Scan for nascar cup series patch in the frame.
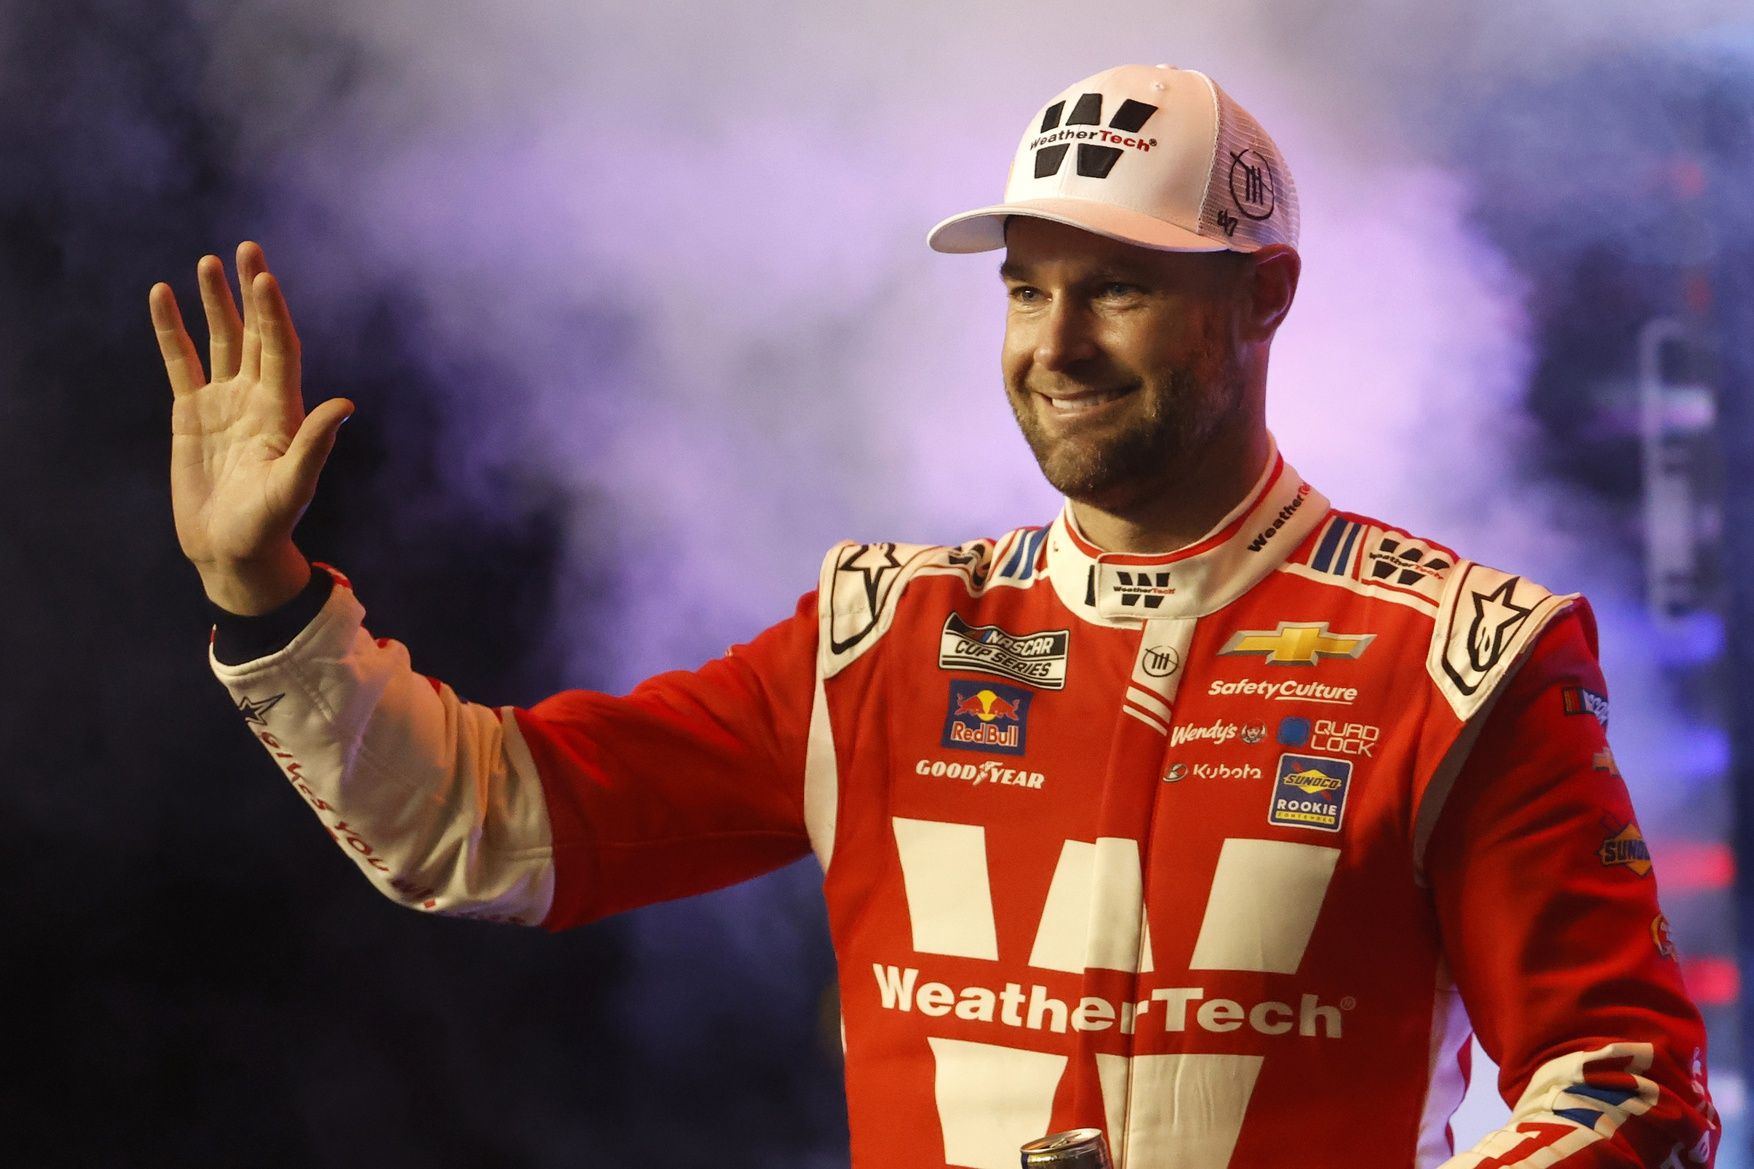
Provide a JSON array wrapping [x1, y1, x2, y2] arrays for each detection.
[[1268, 753, 1353, 833], [942, 681, 1033, 756]]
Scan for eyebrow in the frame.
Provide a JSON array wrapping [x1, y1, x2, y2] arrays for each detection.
[[997, 260, 1155, 284]]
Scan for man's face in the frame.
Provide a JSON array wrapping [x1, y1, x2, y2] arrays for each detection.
[[1000, 217, 1250, 514]]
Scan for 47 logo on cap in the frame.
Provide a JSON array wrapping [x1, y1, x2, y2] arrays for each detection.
[[942, 681, 1033, 756]]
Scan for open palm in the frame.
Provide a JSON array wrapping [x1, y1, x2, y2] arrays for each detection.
[[150, 242, 352, 612]]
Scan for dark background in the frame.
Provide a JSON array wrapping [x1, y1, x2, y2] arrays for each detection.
[[3, 1, 1750, 1165]]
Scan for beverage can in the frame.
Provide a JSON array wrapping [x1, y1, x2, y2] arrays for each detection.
[[1020, 1128, 1114, 1168]]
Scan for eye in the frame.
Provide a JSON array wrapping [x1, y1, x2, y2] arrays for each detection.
[[1097, 281, 1142, 299], [1007, 285, 1044, 304]]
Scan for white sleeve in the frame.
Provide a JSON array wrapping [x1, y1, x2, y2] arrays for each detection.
[[210, 574, 556, 925]]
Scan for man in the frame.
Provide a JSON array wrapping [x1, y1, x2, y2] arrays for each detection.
[[151, 64, 1715, 1168]]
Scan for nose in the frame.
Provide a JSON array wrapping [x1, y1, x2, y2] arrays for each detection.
[[1031, 299, 1097, 371]]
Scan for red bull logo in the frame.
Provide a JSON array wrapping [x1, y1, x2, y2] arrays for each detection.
[[955, 690, 1021, 721], [942, 681, 1032, 756]]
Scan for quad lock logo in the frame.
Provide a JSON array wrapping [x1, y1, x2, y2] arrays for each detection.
[[1276, 716, 1381, 758], [1031, 92, 1159, 180], [942, 681, 1033, 756]]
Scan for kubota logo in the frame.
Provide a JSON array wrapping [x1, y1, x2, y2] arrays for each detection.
[[1031, 92, 1159, 179]]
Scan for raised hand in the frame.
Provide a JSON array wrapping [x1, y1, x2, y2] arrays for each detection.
[[150, 242, 353, 614]]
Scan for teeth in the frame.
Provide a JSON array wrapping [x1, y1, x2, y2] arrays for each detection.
[[1046, 388, 1128, 413]]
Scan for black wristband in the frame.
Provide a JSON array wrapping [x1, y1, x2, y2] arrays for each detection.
[[210, 566, 336, 666]]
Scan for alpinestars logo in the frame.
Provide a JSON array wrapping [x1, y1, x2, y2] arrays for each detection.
[[236, 693, 285, 725], [1032, 93, 1159, 179]]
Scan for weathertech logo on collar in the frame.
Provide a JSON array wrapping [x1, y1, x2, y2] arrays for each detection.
[[1031, 93, 1159, 179], [1219, 622, 1374, 666], [1112, 570, 1173, 609], [1247, 484, 1312, 552], [939, 614, 1069, 690]]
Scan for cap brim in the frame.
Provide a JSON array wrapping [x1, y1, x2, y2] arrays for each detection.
[[927, 198, 1229, 254]]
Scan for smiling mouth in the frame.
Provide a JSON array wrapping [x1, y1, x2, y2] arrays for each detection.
[[1041, 385, 1136, 414]]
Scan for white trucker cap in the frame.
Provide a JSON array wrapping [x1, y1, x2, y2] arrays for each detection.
[[927, 64, 1299, 254]]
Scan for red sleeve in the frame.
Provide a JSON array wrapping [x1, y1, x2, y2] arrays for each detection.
[[1426, 608, 1718, 1167], [521, 592, 818, 929]]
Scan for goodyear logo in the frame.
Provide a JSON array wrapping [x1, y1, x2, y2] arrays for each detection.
[[942, 681, 1033, 756], [1269, 753, 1353, 833], [1599, 820, 1653, 877], [1219, 622, 1374, 666]]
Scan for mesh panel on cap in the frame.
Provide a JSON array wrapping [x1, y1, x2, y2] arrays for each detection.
[[1198, 82, 1299, 251]]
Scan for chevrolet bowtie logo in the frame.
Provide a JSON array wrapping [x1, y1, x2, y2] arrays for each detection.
[[1218, 622, 1375, 666]]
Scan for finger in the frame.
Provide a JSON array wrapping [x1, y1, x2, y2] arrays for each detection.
[[254, 272, 302, 406], [148, 282, 207, 396], [237, 241, 266, 381], [275, 397, 354, 513], [197, 254, 245, 380]]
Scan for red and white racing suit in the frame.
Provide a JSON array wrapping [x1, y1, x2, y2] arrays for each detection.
[[211, 449, 1716, 1168]]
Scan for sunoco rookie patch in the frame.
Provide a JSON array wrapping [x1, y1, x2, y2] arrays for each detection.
[[1268, 753, 1352, 832]]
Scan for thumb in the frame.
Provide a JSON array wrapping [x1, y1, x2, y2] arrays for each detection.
[[279, 396, 355, 508]]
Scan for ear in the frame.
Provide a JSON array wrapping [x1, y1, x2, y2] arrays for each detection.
[[1242, 244, 1301, 339]]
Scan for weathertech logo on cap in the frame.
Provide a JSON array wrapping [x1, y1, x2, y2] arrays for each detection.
[[1030, 92, 1159, 179], [927, 64, 1300, 255]]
